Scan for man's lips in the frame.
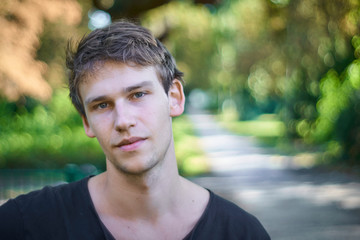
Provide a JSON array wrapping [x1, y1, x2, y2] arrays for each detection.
[[115, 137, 146, 151]]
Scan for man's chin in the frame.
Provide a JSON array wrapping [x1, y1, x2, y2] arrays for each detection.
[[111, 160, 159, 177]]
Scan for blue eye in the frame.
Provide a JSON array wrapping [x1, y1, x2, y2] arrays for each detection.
[[133, 92, 145, 98], [98, 103, 108, 109]]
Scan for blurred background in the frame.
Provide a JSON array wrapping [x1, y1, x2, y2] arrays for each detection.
[[1, 0, 360, 238]]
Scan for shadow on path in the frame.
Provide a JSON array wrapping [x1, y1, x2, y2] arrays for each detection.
[[187, 113, 360, 240]]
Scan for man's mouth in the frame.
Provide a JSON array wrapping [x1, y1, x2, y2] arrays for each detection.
[[116, 137, 146, 151]]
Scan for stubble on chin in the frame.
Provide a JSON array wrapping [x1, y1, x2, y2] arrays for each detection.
[[108, 151, 162, 178]]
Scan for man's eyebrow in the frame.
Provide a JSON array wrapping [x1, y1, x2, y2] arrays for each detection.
[[125, 81, 154, 92], [84, 96, 108, 106]]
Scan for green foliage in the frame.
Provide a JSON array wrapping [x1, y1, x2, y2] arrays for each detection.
[[0, 90, 104, 169], [173, 115, 209, 176], [219, 114, 285, 138], [309, 59, 360, 163], [219, 113, 286, 149]]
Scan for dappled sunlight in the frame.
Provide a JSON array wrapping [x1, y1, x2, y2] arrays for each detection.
[[190, 113, 318, 173], [239, 182, 360, 210], [207, 153, 274, 172], [270, 153, 318, 169]]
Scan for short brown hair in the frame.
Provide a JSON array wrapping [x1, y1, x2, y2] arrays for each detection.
[[66, 20, 184, 116]]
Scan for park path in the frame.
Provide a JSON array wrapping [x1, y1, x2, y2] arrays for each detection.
[[187, 113, 360, 240]]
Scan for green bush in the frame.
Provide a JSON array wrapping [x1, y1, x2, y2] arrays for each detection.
[[173, 115, 209, 176], [0, 89, 104, 169]]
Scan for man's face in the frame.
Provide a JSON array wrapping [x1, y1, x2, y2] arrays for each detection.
[[79, 61, 184, 175]]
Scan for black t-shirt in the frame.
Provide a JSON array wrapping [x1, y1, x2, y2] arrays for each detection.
[[0, 177, 270, 239]]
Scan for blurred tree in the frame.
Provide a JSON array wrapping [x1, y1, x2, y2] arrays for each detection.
[[273, 0, 359, 139], [0, 0, 83, 102]]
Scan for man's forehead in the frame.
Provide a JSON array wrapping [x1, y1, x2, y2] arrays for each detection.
[[79, 62, 161, 96], [80, 61, 158, 85]]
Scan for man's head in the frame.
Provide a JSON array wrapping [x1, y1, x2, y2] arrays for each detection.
[[66, 20, 184, 116]]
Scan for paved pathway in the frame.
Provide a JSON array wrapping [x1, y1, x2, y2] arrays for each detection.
[[188, 113, 360, 240]]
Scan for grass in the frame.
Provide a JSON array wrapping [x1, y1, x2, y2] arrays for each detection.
[[218, 114, 285, 140]]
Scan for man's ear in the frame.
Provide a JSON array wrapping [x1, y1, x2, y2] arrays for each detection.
[[81, 115, 96, 138], [169, 79, 185, 117]]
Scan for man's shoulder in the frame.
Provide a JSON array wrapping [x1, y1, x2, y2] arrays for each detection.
[[0, 177, 104, 239], [210, 191, 257, 221], [189, 190, 270, 240], [12, 177, 87, 212]]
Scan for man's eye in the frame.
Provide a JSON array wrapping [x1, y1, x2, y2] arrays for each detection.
[[133, 92, 146, 99], [97, 103, 108, 109]]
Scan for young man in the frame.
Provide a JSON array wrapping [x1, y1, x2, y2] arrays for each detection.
[[0, 20, 270, 239]]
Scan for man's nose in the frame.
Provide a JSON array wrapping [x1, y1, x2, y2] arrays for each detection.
[[114, 103, 136, 131]]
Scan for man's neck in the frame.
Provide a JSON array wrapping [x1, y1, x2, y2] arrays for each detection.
[[88, 157, 209, 240], [89, 155, 184, 220]]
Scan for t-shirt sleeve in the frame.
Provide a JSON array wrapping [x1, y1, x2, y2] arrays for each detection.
[[0, 199, 24, 239]]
